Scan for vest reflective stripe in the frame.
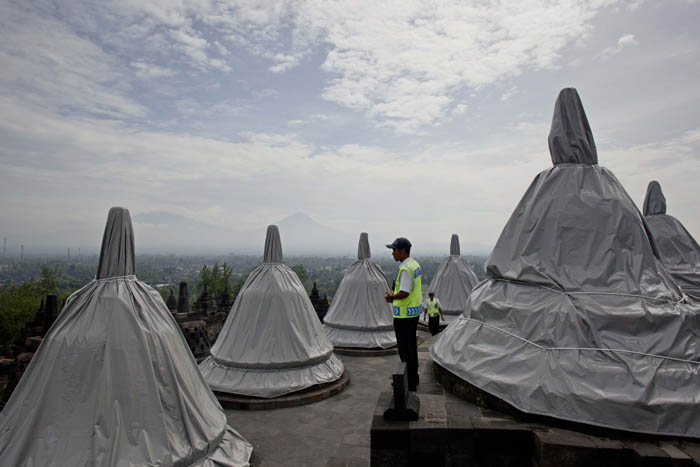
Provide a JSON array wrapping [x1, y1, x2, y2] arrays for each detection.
[[427, 298, 439, 317], [393, 259, 422, 318]]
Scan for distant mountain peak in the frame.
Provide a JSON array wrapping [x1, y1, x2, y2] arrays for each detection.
[[278, 211, 320, 226]]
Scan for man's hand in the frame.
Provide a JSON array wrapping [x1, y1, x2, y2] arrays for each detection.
[[384, 290, 393, 302], [441, 315, 445, 321]]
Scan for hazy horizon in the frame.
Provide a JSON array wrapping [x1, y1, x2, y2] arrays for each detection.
[[0, 211, 494, 257]]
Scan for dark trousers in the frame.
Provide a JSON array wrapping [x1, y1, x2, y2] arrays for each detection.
[[428, 316, 440, 335], [393, 316, 419, 389]]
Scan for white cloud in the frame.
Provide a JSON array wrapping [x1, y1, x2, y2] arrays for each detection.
[[2, 92, 699, 251], [0, 97, 543, 248], [131, 61, 176, 78], [602, 126, 700, 237], [4, 0, 630, 133], [266, 52, 303, 73], [0, 3, 147, 119], [289, 0, 628, 132], [286, 113, 330, 127], [452, 104, 468, 116], [501, 87, 520, 102], [597, 33, 638, 59], [252, 88, 280, 99], [680, 128, 700, 144], [176, 98, 248, 119]]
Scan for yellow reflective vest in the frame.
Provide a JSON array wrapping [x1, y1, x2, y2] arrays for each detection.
[[393, 258, 422, 318], [426, 298, 440, 317]]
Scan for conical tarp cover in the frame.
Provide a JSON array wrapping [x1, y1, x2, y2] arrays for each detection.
[[644, 181, 700, 299], [199, 225, 344, 398], [420, 234, 479, 326], [431, 88, 700, 437], [0, 208, 252, 466], [322, 233, 396, 348]]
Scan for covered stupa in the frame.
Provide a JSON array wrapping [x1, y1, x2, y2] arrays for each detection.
[[199, 225, 344, 398], [643, 181, 700, 299], [322, 233, 396, 349], [431, 88, 700, 437], [0, 208, 252, 466], [420, 234, 479, 326]]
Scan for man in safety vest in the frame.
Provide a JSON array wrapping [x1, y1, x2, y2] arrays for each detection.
[[384, 237, 422, 391], [422, 292, 444, 336]]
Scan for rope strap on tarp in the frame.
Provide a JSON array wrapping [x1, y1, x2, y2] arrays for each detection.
[[493, 277, 687, 305], [464, 317, 700, 366], [212, 349, 334, 370], [94, 275, 137, 283]]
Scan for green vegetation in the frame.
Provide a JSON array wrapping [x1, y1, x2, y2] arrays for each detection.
[[292, 264, 311, 291], [191, 262, 249, 305], [0, 267, 73, 352], [196, 263, 233, 297], [0, 282, 42, 352]]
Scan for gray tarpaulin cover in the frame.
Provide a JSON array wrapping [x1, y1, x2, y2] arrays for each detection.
[[199, 225, 344, 398], [0, 208, 253, 466], [420, 234, 479, 326], [644, 181, 700, 299], [431, 88, 700, 437], [322, 233, 396, 348]]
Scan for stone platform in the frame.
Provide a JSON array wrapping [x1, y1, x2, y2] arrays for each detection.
[[334, 337, 423, 357], [225, 330, 431, 466], [371, 345, 700, 466], [216, 371, 350, 410]]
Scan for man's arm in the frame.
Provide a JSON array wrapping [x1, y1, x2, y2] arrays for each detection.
[[437, 299, 445, 321], [384, 269, 412, 302], [385, 290, 409, 302]]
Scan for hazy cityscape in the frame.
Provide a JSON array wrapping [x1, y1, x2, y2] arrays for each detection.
[[0, 246, 486, 346]]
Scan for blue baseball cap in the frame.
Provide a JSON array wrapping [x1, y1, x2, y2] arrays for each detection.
[[386, 237, 412, 250]]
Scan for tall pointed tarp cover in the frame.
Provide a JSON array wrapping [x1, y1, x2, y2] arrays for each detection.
[[322, 233, 396, 348], [431, 88, 700, 437], [643, 181, 700, 299], [420, 234, 479, 326], [0, 208, 252, 466], [199, 225, 344, 398]]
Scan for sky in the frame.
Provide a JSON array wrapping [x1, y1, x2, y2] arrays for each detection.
[[1, 0, 699, 256]]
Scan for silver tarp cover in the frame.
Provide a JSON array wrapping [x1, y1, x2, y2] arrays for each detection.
[[644, 181, 700, 299], [431, 88, 700, 438], [420, 234, 479, 326], [322, 233, 396, 348], [199, 225, 344, 398], [0, 208, 252, 467]]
